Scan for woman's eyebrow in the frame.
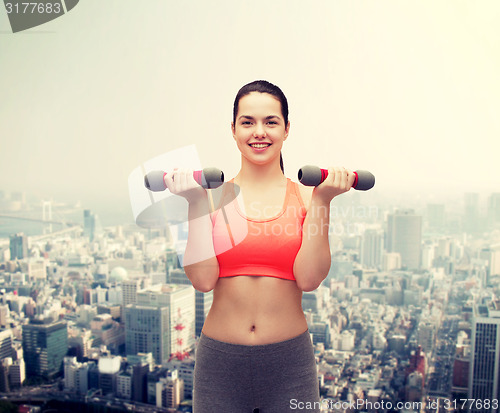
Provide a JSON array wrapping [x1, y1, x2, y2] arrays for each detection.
[[238, 115, 281, 120]]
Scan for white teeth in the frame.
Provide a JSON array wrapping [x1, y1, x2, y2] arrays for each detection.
[[250, 143, 270, 148]]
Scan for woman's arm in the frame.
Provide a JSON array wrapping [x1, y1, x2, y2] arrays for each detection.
[[164, 170, 219, 292], [293, 167, 355, 292]]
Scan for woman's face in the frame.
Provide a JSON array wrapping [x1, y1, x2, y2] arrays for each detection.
[[232, 92, 289, 167]]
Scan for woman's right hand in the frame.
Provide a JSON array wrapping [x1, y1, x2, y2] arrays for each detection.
[[163, 168, 206, 203]]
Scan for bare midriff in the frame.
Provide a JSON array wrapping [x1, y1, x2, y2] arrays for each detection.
[[202, 275, 308, 345]]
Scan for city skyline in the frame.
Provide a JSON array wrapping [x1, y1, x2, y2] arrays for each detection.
[[0, 170, 499, 410]]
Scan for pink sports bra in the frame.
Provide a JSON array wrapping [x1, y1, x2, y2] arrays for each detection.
[[211, 178, 307, 281]]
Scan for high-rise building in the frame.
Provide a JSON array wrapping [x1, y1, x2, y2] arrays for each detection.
[[163, 268, 210, 338], [117, 367, 133, 400], [487, 193, 500, 226], [406, 346, 426, 387], [150, 272, 167, 285], [309, 323, 331, 347], [97, 304, 121, 320], [22, 319, 68, 379], [361, 228, 384, 269], [20, 260, 46, 282], [0, 305, 9, 328], [165, 249, 180, 274], [166, 358, 194, 399], [147, 367, 168, 404], [88, 362, 99, 390], [0, 358, 11, 392], [132, 361, 150, 403], [195, 290, 213, 337], [127, 354, 154, 403], [124, 304, 170, 365], [479, 245, 500, 280], [421, 241, 435, 270], [64, 357, 89, 394], [90, 314, 124, 354], [453, 356, 470, 389], [98, 356, 121, 396], [426, 204, 445, 231], [156, 369, 184, 409], [168, 268, 190, 285], [0, 329, 13, 361], [302, 291, 321, 313], [122, 279, 141, 307], [405, 371, 424, 403], [464, 193, 481, 234], [8, 358, 24, 389], [137, 284, 196, 357], [386, 209, 422, 270], [9, 233, 28, 260], [382, 252, 401, 271], [469, 299, 500, 412], [83, 209, 102, 242], [326, 257, 353, 281]]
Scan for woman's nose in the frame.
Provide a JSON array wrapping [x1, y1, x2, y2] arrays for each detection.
[[253, 123, 266, 137]]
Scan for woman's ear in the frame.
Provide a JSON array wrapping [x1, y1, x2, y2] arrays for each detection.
[[231, 122, 236, 140], [283, 121, 290, 141]]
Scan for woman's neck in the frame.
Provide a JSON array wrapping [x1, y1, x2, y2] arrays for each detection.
[[235, 157, 286, 189]]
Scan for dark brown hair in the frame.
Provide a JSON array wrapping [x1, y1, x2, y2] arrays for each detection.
[[233, 80, 288, 173]]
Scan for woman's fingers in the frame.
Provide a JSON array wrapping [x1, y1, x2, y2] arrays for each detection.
[[347, 169, 356, 188], [314, 166, 354, 203], [327, 166, 351, 191], [164, 168, 194, 193], [163, 168, 206, 202], [163, 169, 175, 191]]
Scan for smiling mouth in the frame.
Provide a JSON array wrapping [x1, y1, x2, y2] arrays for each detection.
[[249, 143, 271, 148]]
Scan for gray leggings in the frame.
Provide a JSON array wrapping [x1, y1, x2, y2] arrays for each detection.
[[193, 330, 321, 413]]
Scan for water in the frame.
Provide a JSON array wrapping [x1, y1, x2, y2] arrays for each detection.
[[0, 218, 48, 237], [0, 206, 136, 240]]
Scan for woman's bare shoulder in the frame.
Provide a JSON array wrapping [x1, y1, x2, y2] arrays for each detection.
[[296, 181, 314, 212]]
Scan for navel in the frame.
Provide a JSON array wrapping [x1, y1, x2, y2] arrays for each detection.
[[250, 325, 256, 332]]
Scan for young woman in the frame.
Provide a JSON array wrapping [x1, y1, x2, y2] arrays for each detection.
[[164, 80, 355, 413]]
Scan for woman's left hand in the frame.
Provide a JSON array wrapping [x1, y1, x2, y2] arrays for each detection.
[[312, 166, 356, 204]]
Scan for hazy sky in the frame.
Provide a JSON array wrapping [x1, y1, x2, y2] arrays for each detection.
[[1, 1, 499, 223]]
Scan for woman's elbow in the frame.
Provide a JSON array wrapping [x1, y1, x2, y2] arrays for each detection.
[[193, 278, 217, 293], [185, 268, 218, 292], [295, 275, 324, 292], [294, 261, 329, 292], [183, 258, 219, 292]]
